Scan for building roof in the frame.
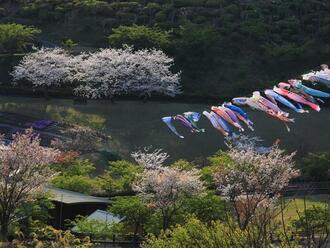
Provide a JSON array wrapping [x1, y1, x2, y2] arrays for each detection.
[[86, 209, 123, 223], [71, 209, 124, 232], [46, 187, 111, 205]]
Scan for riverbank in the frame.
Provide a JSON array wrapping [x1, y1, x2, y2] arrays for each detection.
[[1, 84, 330, 107], [0, 85, 241, 105]]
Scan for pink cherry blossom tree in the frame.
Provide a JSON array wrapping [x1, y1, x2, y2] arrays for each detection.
[[0, 129, 60, 240]]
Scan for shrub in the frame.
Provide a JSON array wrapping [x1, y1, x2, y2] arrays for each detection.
[[108, 25, 171, 49], [0, 23, 41, 53], [299, 152, 330, 181]]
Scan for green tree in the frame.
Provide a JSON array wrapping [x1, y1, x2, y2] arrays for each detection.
[[142, 217, 249, 248], [61, 38, 78, 51], [51, 159, 95, 177], [51, 159, 100, 194], [15, 193, 54, 238], [182, 191, 226, 223], [199, 151, 232, 189], [52, 175, 99, 194], [108, 25, 171, 49], [13, 225, 93, 247], [0, 23, 41, 53], [174, 23, 220, 56], [300, 152, 330, 181], [170, 159, 194, 171], [71, 215, 124, 240], [292, 205, 330, 248], [141, 192, 226, 235], [98, 160, 143, 196], [200, 165, 218, 189], [143, 216, 298, 248], [110, 196, 151, 239]]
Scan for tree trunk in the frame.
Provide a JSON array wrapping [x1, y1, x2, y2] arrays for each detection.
[[133, 223, 140, 242], [43, 87, 50, 100], [142, 94, 148, 103], [162, 215, 168, 230], [110, 96, 115, 103], [73, 96, 87, 105], [162, 209, 170, 230], [0, 221, 9, 242]]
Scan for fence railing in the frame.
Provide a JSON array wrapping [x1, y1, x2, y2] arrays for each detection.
[[92, 240, 141, 248], [284, 182, 330, 196]]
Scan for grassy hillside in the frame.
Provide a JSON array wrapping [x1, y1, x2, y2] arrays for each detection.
[[1, 0, 330, 98]]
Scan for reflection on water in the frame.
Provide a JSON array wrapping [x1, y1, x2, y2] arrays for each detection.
[[0, 96, 329, 162]]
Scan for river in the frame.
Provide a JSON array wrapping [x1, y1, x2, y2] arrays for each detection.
[[0, 96, 329, 164]]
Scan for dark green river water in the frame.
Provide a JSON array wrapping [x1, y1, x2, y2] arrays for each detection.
[[0, 96, 329, 163]]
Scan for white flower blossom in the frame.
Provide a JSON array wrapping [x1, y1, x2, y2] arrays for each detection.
[[131, 147, 169, 169], [11, 47, 74, 88], [0, 129, 60, 236], [213, 145, 299, 228], [133, 151, 204, 229], [73, 46, 182, 99], [214, 146, 298, 199], [134, 167, 204, 209], [11, 46, 182, 98]]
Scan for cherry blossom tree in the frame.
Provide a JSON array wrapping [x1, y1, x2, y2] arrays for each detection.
[[73, 46, 181, 99], [11, 46, 181, 99], [224, 134, 279, 154], [133, 150, 204, 230], [11, 47, 75, 97], [213, 146, 299, 230], [131, 147, 169, 169], [0, 129, 60, 241]]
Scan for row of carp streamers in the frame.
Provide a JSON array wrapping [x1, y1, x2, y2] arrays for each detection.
[[162, 64, 330, 141]]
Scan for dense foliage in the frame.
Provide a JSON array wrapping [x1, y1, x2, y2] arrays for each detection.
[[108, 25, 171, 49], [293, 205, 330, 248], [0, 23, 40, 53], [1, 0, 330, 97], [299, 152, 330, 182], [51, 159, 100, 194], [99, 160, 143, 196], [71, 215, 124, 240], [15, 194, 54, 239], [13, 225, 93, 247], [109, 196, 151, 238]]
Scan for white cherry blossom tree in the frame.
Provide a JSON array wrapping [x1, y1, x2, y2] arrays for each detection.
[[73, 46, 182, 99], [11, 46, 181, 99], [213, 146, 299, 230], [131, 147, 169, 169], [133, 149, 204, 230], [11, 47, 75, 96]]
